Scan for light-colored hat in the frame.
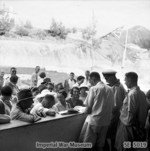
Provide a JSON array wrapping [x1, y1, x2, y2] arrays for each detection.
[[36, 89, 51, 98], [79, 83, 89, 90]]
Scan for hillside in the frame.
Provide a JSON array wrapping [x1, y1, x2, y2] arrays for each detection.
[[0, 25, 150, 90], [120, 26, 150, 50]]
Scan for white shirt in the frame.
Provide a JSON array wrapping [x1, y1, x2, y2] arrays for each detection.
[[84, 81, 114, 126], [68, 79, 76, 89]]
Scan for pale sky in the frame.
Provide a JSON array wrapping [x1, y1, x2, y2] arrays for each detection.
[[2, 0, 150, 36]]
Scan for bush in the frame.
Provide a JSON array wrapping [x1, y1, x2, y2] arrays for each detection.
[[15, 25, 30, 36], [0, 12, 15, 34], [49, 18, 68, 39], [29, 29, 47, 40], [82, 26, 96, 41]]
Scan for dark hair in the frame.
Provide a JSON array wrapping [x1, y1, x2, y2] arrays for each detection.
[[31, 87, 39, 93], [70, 72, 74, 75], [90, 72, 101, 81], [125, 72, 138, 84], [58, 89, 67, 98], [39, 72, 46, 78], [0, 101, 5, 114], [38, 84, 47, 93], [10, 67, 16, 71], [17, 89, 32, 102], [56, 83, 64, 90], [70, 87, 80, 95], [43, 78, 51, 83], [77, 76, 85, 81], [85, 70, 90, 74], [10, 75, 18, 83], [1, 86, 13, 96], [42, 94, 55, 108]]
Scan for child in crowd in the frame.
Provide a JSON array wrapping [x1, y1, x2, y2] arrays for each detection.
[[53, 89, 69, 112], [0, 101, 11, 124], [30, 94, 56, 117], [10, 89, 41, 123]]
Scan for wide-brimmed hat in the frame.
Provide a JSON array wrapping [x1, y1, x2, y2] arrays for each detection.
[[17, 89, 33, 102], [79, 83, 89, 90], [36, 89, 51, 98]]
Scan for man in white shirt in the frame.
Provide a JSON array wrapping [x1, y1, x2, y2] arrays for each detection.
[[31, 66, 40, 87], [79, 72, 114, 151], [64, 72, 76, 94], [4, 67, 22, 89]]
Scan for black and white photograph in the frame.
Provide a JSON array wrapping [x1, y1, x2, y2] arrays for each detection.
[[0, 0, 150, 151]]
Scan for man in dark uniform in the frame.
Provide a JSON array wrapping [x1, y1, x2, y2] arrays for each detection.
[[102, 70, 126, 151]]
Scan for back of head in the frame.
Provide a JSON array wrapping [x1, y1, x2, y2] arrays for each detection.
[[39, 72, 46, 79], [42, 94, 55, 108], [77, 76, 85, 81], [31, 87, 39, 93], [1, 86, 13, 97], [125, 72, 138, 84], [10, 75, 18, 84], [90, 72, 101, 81], [17, 89, 33, 103], [43, 78, 51, 83]]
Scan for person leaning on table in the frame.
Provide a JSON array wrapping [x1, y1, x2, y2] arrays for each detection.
[[10, 89, 41, 123]]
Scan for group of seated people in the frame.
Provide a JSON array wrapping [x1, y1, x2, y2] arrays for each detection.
[[0, 69, 90, 124]]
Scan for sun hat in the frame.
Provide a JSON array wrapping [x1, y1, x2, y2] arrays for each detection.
[[79, 83, 89, 90], [36, 89, 51, 98], [17, 89, 33, 102]]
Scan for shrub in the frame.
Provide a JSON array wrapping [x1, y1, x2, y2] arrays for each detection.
[[15, 25, 30, 36], [29, 29, 47, 40], [49, 18, 68, 39], [0, 12, 15, 34]]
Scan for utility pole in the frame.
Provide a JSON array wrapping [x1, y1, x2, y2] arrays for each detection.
[[121, 27, 128, 69], [90, 10, 96, 71]]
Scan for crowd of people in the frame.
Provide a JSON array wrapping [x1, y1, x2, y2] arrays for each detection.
[[0, 66, 150, 151]]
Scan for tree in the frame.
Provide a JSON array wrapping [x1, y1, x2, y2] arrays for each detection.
[[24, 20, 33, 29], [0, 7, 15, 34], [49, 18, 68, 39]]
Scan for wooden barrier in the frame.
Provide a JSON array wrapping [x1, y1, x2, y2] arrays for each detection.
[[0, 113, 87, 151]]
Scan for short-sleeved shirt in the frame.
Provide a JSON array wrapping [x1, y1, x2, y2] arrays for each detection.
[[120, 86, 148, 127], [53, 102, 70, 112], [84, 81, 114, 126]]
